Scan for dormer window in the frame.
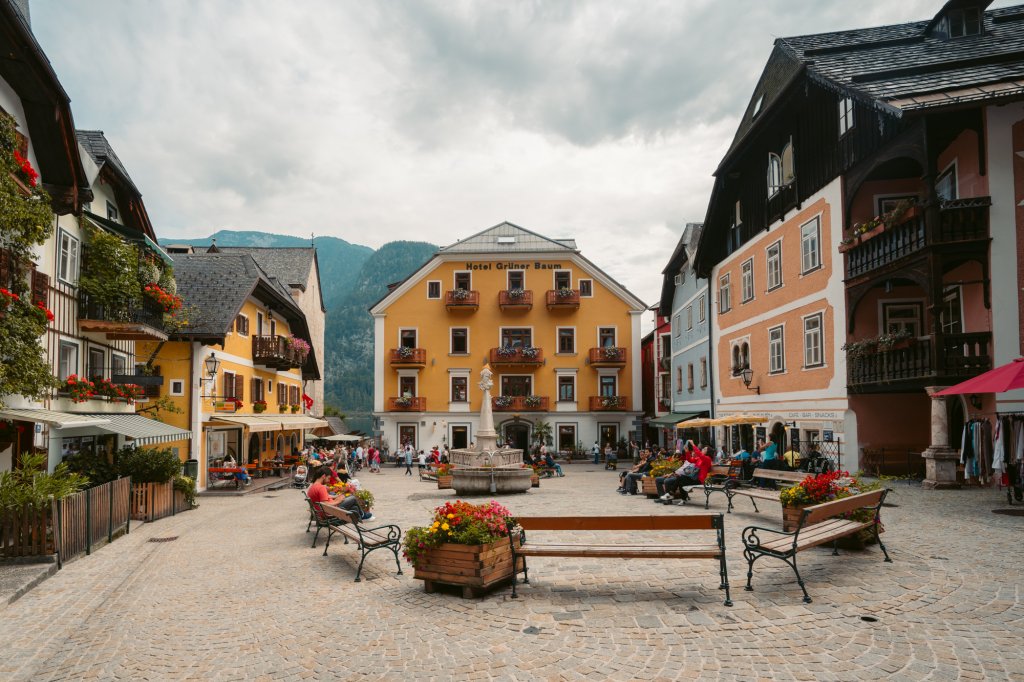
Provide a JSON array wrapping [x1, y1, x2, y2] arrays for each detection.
[[752, 94, 765, 118], [106, 201, 119, 222], [948, 6, 981, 37], [767, 153, 783, 197]]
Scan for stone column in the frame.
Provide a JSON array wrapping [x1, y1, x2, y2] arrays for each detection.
[[475, 365, 498, 453], [921, 386, 961, 489]]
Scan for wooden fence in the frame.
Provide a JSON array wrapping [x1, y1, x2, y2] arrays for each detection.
[[55, 477, 132, 567], [0, 502, 55, 558], [130, 480, 187, 522]]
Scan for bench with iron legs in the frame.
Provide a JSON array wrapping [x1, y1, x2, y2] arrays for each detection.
[[726, 469, 817, 512], [741, 488, 892, 603], [697, 464, 748, 509], [307, 499, 404, 582], [508, 514, 732, 606]]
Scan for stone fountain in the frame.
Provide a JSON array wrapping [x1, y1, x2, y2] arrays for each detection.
[[450, 365, 533, 495]]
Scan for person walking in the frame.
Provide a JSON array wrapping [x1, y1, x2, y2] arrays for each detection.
[[592, 441, 601, 464], [404, 444, 414, 476]]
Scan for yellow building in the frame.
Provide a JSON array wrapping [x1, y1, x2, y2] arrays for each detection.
[[370, 223, 646, 453], [138, 249, 323, 489]]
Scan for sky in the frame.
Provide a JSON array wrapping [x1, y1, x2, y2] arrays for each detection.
[[29, 0, 1017, 314]]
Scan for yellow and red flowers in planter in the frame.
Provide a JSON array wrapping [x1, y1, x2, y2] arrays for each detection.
[[402, 500, 516, 568]]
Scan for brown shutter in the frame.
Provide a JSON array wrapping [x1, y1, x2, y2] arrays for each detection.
[[31, 270, 49, 307], [235, 315, 242, 333], [251, 377, 259, 402], [223, 372, 233, 399], [244, 317, 250, 335], [235, 374, 245, 402]]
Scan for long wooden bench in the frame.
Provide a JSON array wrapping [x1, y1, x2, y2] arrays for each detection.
[[726, 469, 815, 513], [309, 500, 404, 582], [697, 463, 747, 509], [508, 514, 733, 605], [741, 489, 891, 603]]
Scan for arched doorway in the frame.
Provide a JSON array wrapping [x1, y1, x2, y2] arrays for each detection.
[[947, 396, 965, 455], [248, 434, 260, 464], [770, 421, 787, 452], [276, 434, 286, 458], [503, 422, 530, 451]]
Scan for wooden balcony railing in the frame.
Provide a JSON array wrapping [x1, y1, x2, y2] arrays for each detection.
[[77, 293, 168, 341], [847, 332, 992, 391], [445, 290, 480, 311], [545, 289, 580, 309], [491, 395, 549, 412], [489, 347, 544, 366], [589, 347, 627, 366], [845, 198, 990, 279], [589, 395, 628, 411], [389, 348, 427, 366], [498, 289, 533, 310], [387, 396, 426, 411], [253, 335, 291, 369]]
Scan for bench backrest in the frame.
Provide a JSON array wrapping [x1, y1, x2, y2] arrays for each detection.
[[802, 489, 887, 526], [318, 501, 359, 525], [708, 465, 734, 477], [758, 470, 811, 484], [517, 514, 722, 532]]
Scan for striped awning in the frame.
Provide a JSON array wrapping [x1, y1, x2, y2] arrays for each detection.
[[61, 414, 192, 445], [276, 415, 329, 431], [210, 415, 282, 432], [0, 408, 110, 428]]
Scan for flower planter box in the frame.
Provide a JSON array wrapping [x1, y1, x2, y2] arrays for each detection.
[[531, 473, 540, 488], [837, 237, 859, 254], [640, 476, 659, 498], [437, 475, 453, 489], [413, 538, 523, 598], [782, 504, 810, 532]]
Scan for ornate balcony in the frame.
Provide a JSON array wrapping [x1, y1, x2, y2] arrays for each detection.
[[389, 347, 426, 367], [491, 395, 549, 412], [498, 289, 533, 311], [489, 347, 544, 367], [844, 198, 990, 281], [589, 395, 628, 411], [847, 332, 992, 393], [589, 347, 627, 367], [77, 293, 168, 342], [252, 335, 293, 369], [545, 289, 580, 310], [445, 290, 480, 311], [387, 396, 426, 411]]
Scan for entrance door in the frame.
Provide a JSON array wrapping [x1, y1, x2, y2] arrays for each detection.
[[451, 426, 469, 449], [599, 424, 618, 450], [399, 424, 417, 449], [504, 423, 530, 451], [248, 434, 261, 463]]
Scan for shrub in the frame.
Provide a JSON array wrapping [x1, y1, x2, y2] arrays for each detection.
[[0, 452, 88, 509], [116, 445, 181, 484], [173, 476, 197, 508]]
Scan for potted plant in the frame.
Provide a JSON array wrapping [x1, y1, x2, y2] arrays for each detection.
[[778, 470, 883, 534], [600, 395, 621, 409], [62, 374, 96, 403], [404, 500, 520, 597], [452, 288, 471, 301], [507, 287, 526, 299], [496, 345, 517, 358], [290, 404, 300, 413], [397, 345, 415, 359], [394, 396, 413, 408], [278, 402, 288, 412], [556, 287, 575, 298], [493, 395, 514, 408], [436, 463, 454, 489], [519, 346, 540, 359], [602, 346, 622, 360], [523, 395, 543, 408], [253, 399, 267, 413]]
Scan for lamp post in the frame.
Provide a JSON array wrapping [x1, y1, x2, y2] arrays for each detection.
[[740, 367, 760, 395], [201, 352, 221, 399]]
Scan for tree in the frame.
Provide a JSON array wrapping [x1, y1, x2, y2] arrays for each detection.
[[533, 420, 553, 446]]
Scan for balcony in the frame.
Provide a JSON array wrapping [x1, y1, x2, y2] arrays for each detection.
[[389, 347, 426, 368], [589, 347, 627, 367], [252, 335, 299, 370], [545, 289, 580, 310], [489, 347, 544, 368], [78, 293, 167, 342], [844, 198, 990, 280], [589, 395, 628, 411], [445, 290, 480, 311], [492, 395, 549, 412], [498, 289, 533, 311], [847, 332, 992, 393], [388, 396, 426, 411]]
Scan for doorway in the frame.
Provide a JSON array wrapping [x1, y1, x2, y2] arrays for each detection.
[[599, 424, 619, 450], [770, 422, 787, 452], [504, 423, 530, 451], [399, 424, 417, 449], [248, 434, 261, 463], [450, 425, 469, 449]]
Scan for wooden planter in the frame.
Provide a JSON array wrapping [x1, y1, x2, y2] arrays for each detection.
[[413, 537, 523, 598], [531, 474, 540, 488], [835, 524, 884, 550], [782, 504, 809, 532], [437, 475, 453, 489], [641, 476, 659, 498]]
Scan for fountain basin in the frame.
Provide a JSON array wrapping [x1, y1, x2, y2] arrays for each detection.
[[452, 468, 532, 495]]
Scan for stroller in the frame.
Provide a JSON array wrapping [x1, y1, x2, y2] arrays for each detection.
[[292, 464, 309, 489]]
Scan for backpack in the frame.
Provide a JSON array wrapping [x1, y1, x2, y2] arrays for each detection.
[[680, 461, 699, 479]]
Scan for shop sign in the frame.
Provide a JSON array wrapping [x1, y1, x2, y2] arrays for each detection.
[[463, 261, 565, 271]]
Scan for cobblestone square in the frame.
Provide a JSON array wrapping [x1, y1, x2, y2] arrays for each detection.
[[1, 467, 1021, 681]]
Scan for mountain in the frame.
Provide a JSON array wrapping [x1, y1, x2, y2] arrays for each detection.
[[159, 230, 436, 433]]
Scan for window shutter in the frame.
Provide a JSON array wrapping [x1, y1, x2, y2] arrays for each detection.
[[278, 383, 285, 404], [290, 386, 298, 405], [31, 270, 49, 307], [235, 315, 242, 333], [251, 377, 260, 401], [235, 374, 244, 402], [243, 317, 249, 335]]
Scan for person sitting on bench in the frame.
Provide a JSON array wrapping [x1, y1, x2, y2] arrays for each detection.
[[659, 446, 713, 503], [543, 450, 564, 477], [224, 454, 251, 486], [306, 466, 373, 522], [618, 451, 654, 495]]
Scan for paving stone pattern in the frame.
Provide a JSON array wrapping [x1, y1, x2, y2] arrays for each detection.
[[0, 467, 1021, 681]]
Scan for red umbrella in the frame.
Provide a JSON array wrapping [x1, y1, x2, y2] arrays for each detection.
[[934, 358, 1024, 395]]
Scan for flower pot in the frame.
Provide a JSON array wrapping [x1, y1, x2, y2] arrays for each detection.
[[782, 504, 810, 532], [531, 474, 540, 488], [437, 475, 453, 489], [640, 476, 659, 498], [413, 538, 523, 598]]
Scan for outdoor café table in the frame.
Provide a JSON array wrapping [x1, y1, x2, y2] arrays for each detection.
[[208, 467, 245, 488]]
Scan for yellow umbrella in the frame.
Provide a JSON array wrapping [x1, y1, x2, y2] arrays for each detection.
[[676, 417, 712, 428], [719, 414, 767, 425]]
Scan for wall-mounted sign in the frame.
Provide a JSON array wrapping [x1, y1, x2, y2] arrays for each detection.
[[823, 430, 834, 442], [463, 262, 565, 271]]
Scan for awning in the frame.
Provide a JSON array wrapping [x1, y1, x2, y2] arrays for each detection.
[[83, 212, 173, 266], [678, 417, 716, 428], [717, 414, 768, 426], [66, 414, 192, 445], [320, 434, 363, 442], [0, 408, 110, 429], [649, 412, 705, 427], [276, 415, 329, 431], [210, 415, 282, 432]]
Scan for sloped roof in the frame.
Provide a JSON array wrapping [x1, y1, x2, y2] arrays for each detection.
[[439, 221, 579, 254], [76, 129, 140, 195], [212, 247, 316, 289], [659, 223, 703, 314]]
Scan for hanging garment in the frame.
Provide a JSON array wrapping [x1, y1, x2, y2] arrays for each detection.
[[992, 418, 1005, 476]]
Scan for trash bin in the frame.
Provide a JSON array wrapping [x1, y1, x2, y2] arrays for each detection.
[[182, 458, 199, 479]]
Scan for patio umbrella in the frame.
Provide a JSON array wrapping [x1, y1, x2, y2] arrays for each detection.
[[718, 414, 767, 425], [934, 358, 1024, 395], [677, 417, 712, 428]]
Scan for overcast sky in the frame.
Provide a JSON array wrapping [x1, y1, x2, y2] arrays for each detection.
[[30, 0, 1016, 313]]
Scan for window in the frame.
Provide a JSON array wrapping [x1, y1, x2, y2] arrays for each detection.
[[728, 201, 743, 254], [883, 302, 923, 336], [558, 424, 577, 451], [839, 97, 855, 136], [766, 241, 782, 291], [57, 230, 80, 285], [686, 306, 693, 330], [598, 328, 616, 348], [270, 319, 276, 336], [941, 286, 963, 334], [558, 376, 575, 402], [699, 357, 707, 388], [673, 274, 682, 286], [507, 270, 525, 290], [687, 363, 694, 392], [936, 163, 958, 201], [599, 376, 616, 397], [58, 341, 78, 380], [554, 271, 571, 290], [106, 200, 119, 222], [454, 272, 471, 290], [451, 377, 468, 402], [427, 281, 441, 299], [804, 314, 823, 368], [673, 314, 681, 337], [732, 345, 742, 375], [800, 217, 821, 274], [660, 334, 671, 359], [451, 328, 468, 354], [399, 376, 416, 397], [767, 153, 783, 197], [251, 376, 264, 402], [111, 353, 127, 376], [948, 7, 981, 37], [741, 259, 754, 303], [719, 274, 732, 313], [579, 279, 593, 297], [780, 141, 795, 185], [223, 370, 237, 399], [257, 312, 264, 336], [235, 314, 249, 335], [170, 380, 184, 396], [769, 326, 785, 374], [399, 329, 417, 349], [698, 295, 706, 322], [752, 93, 765, 117], [88, 348, 105, 379], [676, 367, 682, 393], [557, 328, 575, 354], [501, 328, 532, 348], [501, 376, 532, 396]]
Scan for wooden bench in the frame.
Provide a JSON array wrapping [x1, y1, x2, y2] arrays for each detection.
[[508, 514, 733, 605], [726, 469, 815, 513], [697, 463, 747, 509], [741, 489, 891, 603], [207, 467, 243, 489], [309, 499, 404, 582]]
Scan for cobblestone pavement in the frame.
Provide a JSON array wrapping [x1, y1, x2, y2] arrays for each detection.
[[1, 465, 1022, 681]]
